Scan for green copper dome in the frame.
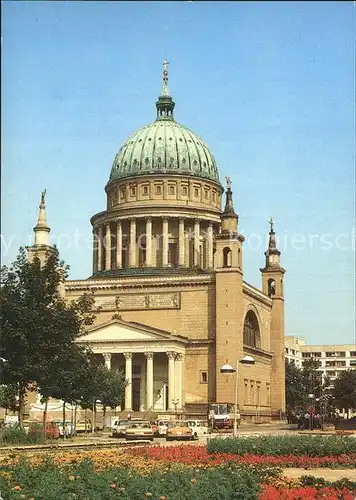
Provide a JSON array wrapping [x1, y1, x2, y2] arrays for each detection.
[[109, 61, 220, 184]]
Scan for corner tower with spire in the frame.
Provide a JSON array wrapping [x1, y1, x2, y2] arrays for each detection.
[[27, 190, 52, 265], [214, 178, 246, 403], [260, 218, 286, 416]]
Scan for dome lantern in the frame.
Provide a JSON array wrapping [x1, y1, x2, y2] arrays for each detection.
[[156, 59, 175, 120]]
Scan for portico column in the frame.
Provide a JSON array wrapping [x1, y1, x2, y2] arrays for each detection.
[[105, 223, 111, 270], [124, 353, 133, 411], [178, 218, 185, 266], [167, 351, 175, 410], [174, 353, 183, 409], [184, 229, 190, 267], [129, 218, 136, 267], [103, 353, 112, 371], [162, 217, 169, 267], [207, 222, 214, 269], [194, 219, 200, 267], [145, 352, 154, 410], [116, 221, 122, 268], [92, 229, 98, 274], [146, 217, 152, 267], [97, 225, 103, 271]]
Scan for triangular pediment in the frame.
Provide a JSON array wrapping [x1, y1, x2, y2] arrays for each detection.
[[78, 319, 187, 344]]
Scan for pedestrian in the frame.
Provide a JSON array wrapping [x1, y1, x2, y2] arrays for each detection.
[[304, 412, 310, 430]]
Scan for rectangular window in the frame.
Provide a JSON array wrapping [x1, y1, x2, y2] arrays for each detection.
[[326, 361, 336, 367], [205, 189, 209, 199], [194, 187, 199, 197], [169, 185, 175, 195], [130, 186, 136, 196], [326, 352, 336, 357], [212, 191, 216, 202], [155, 185, 162, 195], [350, 360, 356, 367], [302, 353, 311, 358], [142, 185, 149, 195], [120, 188, 125, 200], [182, 186, 188, 196], [200, 371, 208, 384], [350, 351, 356, 357]]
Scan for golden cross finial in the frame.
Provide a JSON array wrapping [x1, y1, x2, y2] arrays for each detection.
[[161, 59, 169, 96], [269, 217, 274, 232], [41, 189, 47, 205], [225, 176, 232, 189]]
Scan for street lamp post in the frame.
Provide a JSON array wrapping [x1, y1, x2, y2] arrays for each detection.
[[220, 355, 255, 437], [172, 399, 179, 419], [308, 393, 314, 431], [92, 399, 101, 435]]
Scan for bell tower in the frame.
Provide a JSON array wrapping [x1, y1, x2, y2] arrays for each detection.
[[214, 178, 245, 403], [27, 190, 52, 266], [260, 218, 286, 416], [26, 191, 66, 298]]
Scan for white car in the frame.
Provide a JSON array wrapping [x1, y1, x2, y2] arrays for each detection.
[[111, 419, 129, 438], [157, 420, 170, 436], [187, 420, 209, 439]]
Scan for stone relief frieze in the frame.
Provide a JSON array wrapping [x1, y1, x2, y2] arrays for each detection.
[[94, 292, 180, 311]]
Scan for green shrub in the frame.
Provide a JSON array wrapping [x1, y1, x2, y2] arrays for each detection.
[[0, 425, 45, 445], [0, 458, 264, 500], [207, 435, 356, 456]]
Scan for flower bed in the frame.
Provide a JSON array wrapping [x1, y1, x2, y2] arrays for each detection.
[[126, 445, 356, 469], [206, 435, 356, 456], [260, 484, 356, 499], [0, 448, 355, 499]]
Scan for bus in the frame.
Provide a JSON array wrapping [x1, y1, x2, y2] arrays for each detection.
[[208, 403, 240, 430]]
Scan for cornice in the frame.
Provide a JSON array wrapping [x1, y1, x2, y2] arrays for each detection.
[[243, 344, 273, 360], [91, 208, 222, 226], [66, 274, 215, 292], [243, 281, 272, 307]]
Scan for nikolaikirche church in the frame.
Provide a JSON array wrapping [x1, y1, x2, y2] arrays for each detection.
[[27, 61, 286, 420]]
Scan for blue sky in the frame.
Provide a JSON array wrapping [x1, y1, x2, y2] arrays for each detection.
[[1, 1, 355, 345]]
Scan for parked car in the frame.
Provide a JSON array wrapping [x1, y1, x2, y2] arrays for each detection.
[[187, 420, 209, 439], [27, 421, 60, 439], [111, 419, 130, 438], [157, 420, 170, 436], [151, 420, 158, 435], [53, 420, 75, 437], [166, 421, 194, 441], [125, 421, 154, 441], [75, 419, 92, 433]]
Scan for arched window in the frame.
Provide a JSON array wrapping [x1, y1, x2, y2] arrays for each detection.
[[268, 278, 276, 297], [223, 246, 232, 268], [243, 310, 261, 348]]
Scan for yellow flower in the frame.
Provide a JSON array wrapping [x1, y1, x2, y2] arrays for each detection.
[[146, 493, 152, 498], [68, 475, 75, 481]]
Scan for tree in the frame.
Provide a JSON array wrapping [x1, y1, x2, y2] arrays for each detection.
[[302, 358, 323, 401], [0, 384, 19, 415], [0, 247, 97, 427], [95, 365, 126, 426], [332, 370, 356, 414], [285, 360, 306, 412], [79, 362, 126, 430]]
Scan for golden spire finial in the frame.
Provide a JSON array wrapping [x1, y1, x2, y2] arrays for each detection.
[[161, 59, 170, 97], [269, 217, 274, 233], [40, 189, 47, 207]]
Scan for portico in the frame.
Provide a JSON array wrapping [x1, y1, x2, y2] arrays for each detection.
[[78, 319, 187, 412]]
